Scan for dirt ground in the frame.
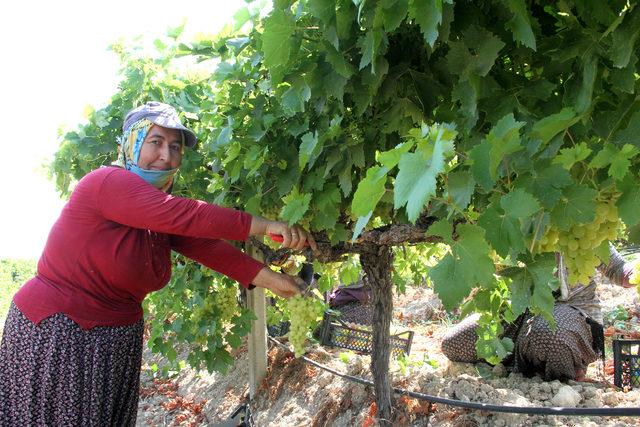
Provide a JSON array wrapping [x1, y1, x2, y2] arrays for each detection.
[[136, 280, 640, 427]]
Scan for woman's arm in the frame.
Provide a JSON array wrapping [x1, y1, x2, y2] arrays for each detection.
[[170, 235, 303, 298]]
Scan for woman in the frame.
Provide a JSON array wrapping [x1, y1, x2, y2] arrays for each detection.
[[0, 101, 316, 425], [441, 246, 636, 381]]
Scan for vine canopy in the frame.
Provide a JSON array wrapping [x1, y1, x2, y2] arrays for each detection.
[[52, 0, 640, 362]]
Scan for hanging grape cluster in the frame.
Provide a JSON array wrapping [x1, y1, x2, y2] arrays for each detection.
[[214, 286, 238, 322], [287, 295, 321, 357], [538, 198, 621, 285]]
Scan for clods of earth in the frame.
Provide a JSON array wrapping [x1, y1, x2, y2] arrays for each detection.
[[136, 280, 640, 426]]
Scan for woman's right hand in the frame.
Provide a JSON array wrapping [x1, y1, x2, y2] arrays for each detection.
[[251, 267, 305, 298]]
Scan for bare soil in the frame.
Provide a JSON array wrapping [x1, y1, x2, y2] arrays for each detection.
[[136, 282, 640, 426]]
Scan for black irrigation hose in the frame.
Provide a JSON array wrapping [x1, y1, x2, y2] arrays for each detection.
[[267, 336, 640, 417]]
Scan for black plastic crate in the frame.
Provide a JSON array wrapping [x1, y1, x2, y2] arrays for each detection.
[[319, 312, 414, 358], [613, 339, 640, 390]]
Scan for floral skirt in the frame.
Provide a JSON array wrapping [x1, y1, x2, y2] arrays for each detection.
[[0, 302, 144, 426], [441, 304, 598, 380]]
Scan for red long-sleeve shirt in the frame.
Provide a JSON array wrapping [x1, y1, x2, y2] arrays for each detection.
[[14, 167, 265, 329]]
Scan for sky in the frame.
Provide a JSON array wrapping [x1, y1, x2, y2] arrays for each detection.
[[0, 0, 249, 258]]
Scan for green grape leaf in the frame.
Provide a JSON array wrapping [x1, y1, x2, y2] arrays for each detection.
[[381, 0, 409, 32], [609, 144, 638, 181], [611, 111, 640, 148], [486, 113, 525, 180], [281, 78, 311, 117], [551, 184, 597, 230], [446, 170, 475, 212], [352, 211, 373, 241], [478, 202, 526, 258], [280, 188, 312, 225], [609, 6, 640, 68], [573, 54, 597, 114], [468, 139, 493, 192], [262, 10, 296, 74], [427, 218, 453, 245], [299, 131, 320, 170], [325, 44, 355, 78], [531, 108, 578, 146], [308, 0, 339, 48], [501, 188, 541, 219], [464, 26, 505, 77], [430, 224, 495, 310], [377, 140, 414, 169], [351, 166, 389, 217], [553, 142, 592, 170], [589, 143, 618, 169], [311, 184, 341, 230], [505, 0, 536, 50], [394, 127, 451, 222], [408, 0, 443, 47], [513, 162, 572, 210], [502, 254, 556, 318], [617, 174, 640, 227]]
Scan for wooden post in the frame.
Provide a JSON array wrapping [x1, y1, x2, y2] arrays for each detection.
[[247, 244, 268, 398]]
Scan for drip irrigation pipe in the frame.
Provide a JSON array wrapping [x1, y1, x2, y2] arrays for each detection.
[[268, 337, 640, 417]]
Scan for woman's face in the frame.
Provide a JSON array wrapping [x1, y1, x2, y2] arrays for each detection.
[[138, 125, 183, 170]]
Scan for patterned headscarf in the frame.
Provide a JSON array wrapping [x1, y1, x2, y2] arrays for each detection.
[[113, 118, 179, 192]]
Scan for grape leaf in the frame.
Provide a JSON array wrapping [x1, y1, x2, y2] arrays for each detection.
[[478, 202, 526, 258], [502, 254, 556, 318], [408, 0, 443, 47], [352, 211, 373, 241], [325, 44, 355, 78], [617, 174, 640, 227], [351, 166, 389, 217], [553, 142, 592, 170], [299, 131, 320, 170], [430, 224, 495, 310], [280, 188, 312, 225], [609, 144, 638, 180], [377, 141, 414, 169], [501, 188, 541, 219], [308, 0, 339, 48], [513, 162, 572, 209], [394, 128, 451, 222], [505, 0, 536, 50], [609, 6, 640, 68], [611, 111, 640, 148], [531, 108, 578, 146], [486, 113, 525, 180], [311, 184, 341, 230], [551, 184, 597, 230], [468, 138, 493, 192], [446, 170, 475, 212], [262, 11, 296, 74], [381, 0, 409, 32], [427, 218, 453, 245]]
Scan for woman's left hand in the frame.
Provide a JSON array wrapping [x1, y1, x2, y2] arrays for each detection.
[[265, 221, 317, 251]]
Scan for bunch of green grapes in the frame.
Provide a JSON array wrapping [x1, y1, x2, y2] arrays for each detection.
[[261, 205, 280, 220], [214, 286, 238, 322], [537, 199, 621, 285], [287, 295, 322, 357]]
